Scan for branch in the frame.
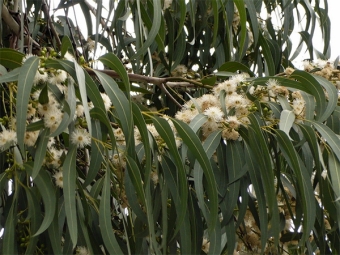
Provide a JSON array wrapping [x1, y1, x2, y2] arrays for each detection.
[[85, 67, 211, 89], [1, 4, 40, 49], [41, 0, 62, 49]]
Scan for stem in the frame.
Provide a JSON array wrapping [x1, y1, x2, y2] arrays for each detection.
[[41, 0, 62, 49]]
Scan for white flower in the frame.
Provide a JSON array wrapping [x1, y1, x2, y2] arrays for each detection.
[[53, 170, 63, 188], [24, 131, 39, 147], [226, 94, 246, 110], [22, 54, 35, 64], [230, 73, 248, 84], [202, 238, 210, 253], [71, 128, 91, 148], [43, 107, 63, 129], [75, 104, 85, 118], [214, 80, 237, 96], [76, 246, 90, 255], [147, 124, 159, 138], [175, 109, 197, 123], [198, 94, 220, 110], [46, 148, 64, 168], [163, 0, 173, 9], [27, 103, 36, 118], [151, 171, 159, 184], [48, 70, 68, 84], [321, 169, 327, 180], [226, 116, 240, 129], [222, 128, 239, 141], [64, 52, 75, 61], [0, 129, 17, 150], [101, 93, 112, 111], [33, 69, 48, 85], [203, 106, 224, 122], [114, 127, 125, 146]]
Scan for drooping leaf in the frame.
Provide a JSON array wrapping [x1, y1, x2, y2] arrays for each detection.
[[17, 56, 39, 153]]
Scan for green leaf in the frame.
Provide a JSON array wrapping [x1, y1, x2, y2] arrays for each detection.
[[48, 197, 62, 255], [99, 170, 124, 254], [172, 119, 218, 233], [244, 0, 259, 45], [311, 121, 340, 162], [61, 35, 74, 57], [84, 120, 104, 187], [247, 114, 280, 242], [244, 143, 268, 250], [17, 56, 39, 153], [258, 33, 276, 76], [98, 52, 131, 96], [25, 163, 56, 236], [93, 70, 134, 155], [0, 48, 24, 69], [2, 200, 16, 255], [233, 0, 247, 61], [218, 61, 255, 77], [63, 145, 78, 248], [74, 60, 92, 134], [290, 70, 326, 121], [274, 130, 315, 245], [279, 110, 295, 138], [0, 67, 20, 83], [132, 0, 162, 59], [32, 128, 50, 179], [152, 116, 188, 236], [314, 75, 338, 122], [25, 187, 41, 255], [328, 152, 340, 200], [175, 0, 186, 40], [125, 155, 146, 206]]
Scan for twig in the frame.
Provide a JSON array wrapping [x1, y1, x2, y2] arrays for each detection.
[[41, 0, 61, 49], [63, 6, 79, 59], [1, 4, 40, 49], [159, 83, 182, 108], [85, 67, 211, 90]]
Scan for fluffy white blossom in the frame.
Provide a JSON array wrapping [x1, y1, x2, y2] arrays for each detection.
[[101, 93, 112, 111], [203, 106, 224, 122], [76, 246, 90, 255], [71, 128, 91, 148], [226, 116, 241, 129], [48, 70, 68, 84], [0, 129, 17, 150], [24, 131, 39, 147], [53, 170, 63, 188], [163, 0, 173, 9]]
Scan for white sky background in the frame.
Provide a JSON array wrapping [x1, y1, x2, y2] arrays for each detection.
[[51, 0, 340, 64]]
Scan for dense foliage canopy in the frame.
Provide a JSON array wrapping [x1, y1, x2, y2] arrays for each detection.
[[0, 0, 339, 254]]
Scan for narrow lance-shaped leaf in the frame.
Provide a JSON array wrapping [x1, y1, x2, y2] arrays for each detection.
[[94, 70, 135, 156], [98, 52, 131, 96], [25, 162, 56, 236], [312, 120, 340, 162], [290, 70, 326, 120], [99, 167, 124, 254], [63, 145, 78, 248], [172, 119, 218, 233], [74, 60, 92, 134], [32, 128, 50, 179], [132, 0, 162, 60], [17, 56, 39, 153], [152, 116, 188, 237], [274, 129, 315, 246], [279, 110, 295, 138]]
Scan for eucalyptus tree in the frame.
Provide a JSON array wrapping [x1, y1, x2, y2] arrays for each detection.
[[0, 0, 339, 254]]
